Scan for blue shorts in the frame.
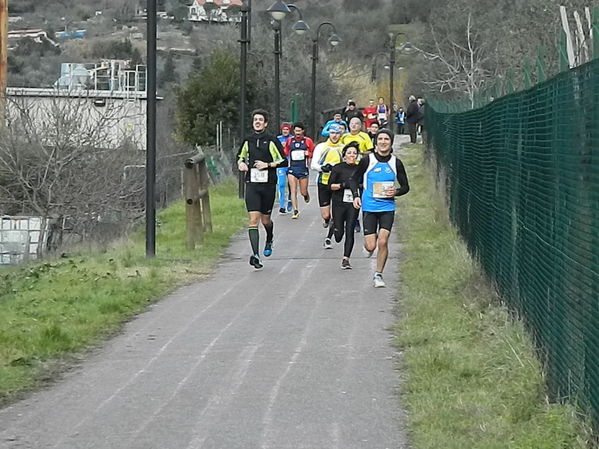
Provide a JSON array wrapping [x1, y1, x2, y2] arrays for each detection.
[[288, 166, 309, 179]]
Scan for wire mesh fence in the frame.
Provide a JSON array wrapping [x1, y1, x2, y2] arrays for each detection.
[[426, 58, 599, 423]]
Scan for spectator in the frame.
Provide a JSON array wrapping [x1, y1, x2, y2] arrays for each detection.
[[405, 95, 419, 144], [342, 101, 364, 125]]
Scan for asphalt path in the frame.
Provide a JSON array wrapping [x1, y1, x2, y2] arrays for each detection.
[[0, 137, 410, 449]]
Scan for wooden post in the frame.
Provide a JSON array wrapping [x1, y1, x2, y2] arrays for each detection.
[[184, 163, 202, 250], [536, 47, 546, 83], [198, 159, 213, 233], [183, 150, 212, 249], [593, 7, 599, 59]]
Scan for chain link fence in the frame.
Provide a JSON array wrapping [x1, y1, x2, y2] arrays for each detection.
[[425, 58, 599, 424]]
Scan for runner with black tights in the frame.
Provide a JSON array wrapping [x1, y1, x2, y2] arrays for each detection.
[[329, 143, 360, 269]]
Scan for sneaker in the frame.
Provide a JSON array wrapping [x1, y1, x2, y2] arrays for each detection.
[[373, 273, 386, 288], [341, 259, 352, 270], [287, 201, 293, 212], [263, 242, 273, 257], [323, 219, 330, 228], [249, 254, 263, 269], [303, 193, 310, 203], [279, 207, 286, 214], [324, 238, 332, 249], [354, 220, 361, 233], [292, 210, 300, 219]]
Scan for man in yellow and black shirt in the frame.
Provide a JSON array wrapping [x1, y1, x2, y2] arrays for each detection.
[[340, 116, 374, 157], [311, 123, 344, 248], [237, 109, 287, 269]]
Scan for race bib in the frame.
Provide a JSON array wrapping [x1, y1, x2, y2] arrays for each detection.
[[291, 150, 305, 161], [343, 189, 353, 203], [250, 168, 268, 183], [372, 181, 395, 198]]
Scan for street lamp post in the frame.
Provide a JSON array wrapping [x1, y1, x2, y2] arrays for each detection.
[[310, 22, 341, 139], [273, 20, 282, 127], [388, 32, 408, 120], [238, 4, 249, 198], [267, 1, 309, 129], [146, 0, 157, 258]]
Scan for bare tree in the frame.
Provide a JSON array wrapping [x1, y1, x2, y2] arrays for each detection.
[[416, 13, 492, 108], [0, 94, 146, 245]]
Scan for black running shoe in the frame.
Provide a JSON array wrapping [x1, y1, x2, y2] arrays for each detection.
[[249, 254, 263, 269], [279, 207, 286, 214], [341, 259, 352, 270]]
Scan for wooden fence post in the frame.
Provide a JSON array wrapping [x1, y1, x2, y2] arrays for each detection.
[[184, 150, 212, 250]]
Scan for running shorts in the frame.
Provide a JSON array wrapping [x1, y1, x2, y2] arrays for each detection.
[[317, 182, 333, 207], [245, 183, 276, 215], [288, 166, 309, 179], [362, 211, 395, 235]]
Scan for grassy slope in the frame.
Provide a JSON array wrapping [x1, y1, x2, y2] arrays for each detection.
[[0, 180, 246, 404], [395, 144, 591, 449]]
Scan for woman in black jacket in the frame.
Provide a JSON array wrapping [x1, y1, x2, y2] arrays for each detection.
[[328, 143, 360, 270]]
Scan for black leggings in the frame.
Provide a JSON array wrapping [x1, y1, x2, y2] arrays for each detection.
[[332, 201, 359, 258]]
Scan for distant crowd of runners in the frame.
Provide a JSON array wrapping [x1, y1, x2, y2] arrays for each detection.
[[237, 106, 410, 288]]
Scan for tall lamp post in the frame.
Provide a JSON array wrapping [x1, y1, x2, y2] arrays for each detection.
[[388, 32, 409, 119], [146, 0, 157, 257], [238, 3, 250, 198], [267, 1, 309, 128], [310, 22, 341, 138]]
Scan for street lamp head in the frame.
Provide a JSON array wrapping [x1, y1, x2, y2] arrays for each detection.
[[267, 0, 291, 21], [329, 34, 342, 46], [293, 20, 310, 35], [399, 42, 415, 53]]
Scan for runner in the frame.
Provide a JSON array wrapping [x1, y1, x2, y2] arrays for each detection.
[[340, 116, 373, 233], [311, 123, 344, 249], [340, 116, 374, 157], [329, 142, 360, 269], [276, 123, 292, 213], [350, 128, 410, 287], [284, 122, 315, 219], [237, 109, 288, 269]]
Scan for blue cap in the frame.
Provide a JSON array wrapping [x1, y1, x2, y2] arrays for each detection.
[[328, 124, 342, 134]]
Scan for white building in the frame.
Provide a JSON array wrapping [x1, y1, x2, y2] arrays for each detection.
[[188, 0, 242, 23]]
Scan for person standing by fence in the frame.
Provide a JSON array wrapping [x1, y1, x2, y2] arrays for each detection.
[[406, 95, 419, 144], [237, 109, 288, 269]]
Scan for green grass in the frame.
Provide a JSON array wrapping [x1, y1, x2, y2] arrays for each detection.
[[0, 179, 246, 404], [395, 145, 592, 449]]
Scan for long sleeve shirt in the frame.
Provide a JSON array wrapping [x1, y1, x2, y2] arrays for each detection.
[[237, 131, 287, 184]]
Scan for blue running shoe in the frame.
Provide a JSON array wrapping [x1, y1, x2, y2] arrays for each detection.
[[287, 201, 293, 212], [264, 242, 273, 257]]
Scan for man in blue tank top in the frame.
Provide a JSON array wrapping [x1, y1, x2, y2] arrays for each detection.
[[350, 128, 410, 287]]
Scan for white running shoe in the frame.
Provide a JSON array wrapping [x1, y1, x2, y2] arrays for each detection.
[[373, 273, 386, 288], [323, 238, 332, 249]]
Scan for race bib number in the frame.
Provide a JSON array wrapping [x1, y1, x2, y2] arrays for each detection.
[[291, 150, 305, 161], [372, 181, 395, 198], [250, 168, 268, 183], [343, 189, 353, 203]]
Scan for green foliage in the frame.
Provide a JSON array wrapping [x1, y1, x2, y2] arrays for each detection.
[[175, 48, 242, 145]]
